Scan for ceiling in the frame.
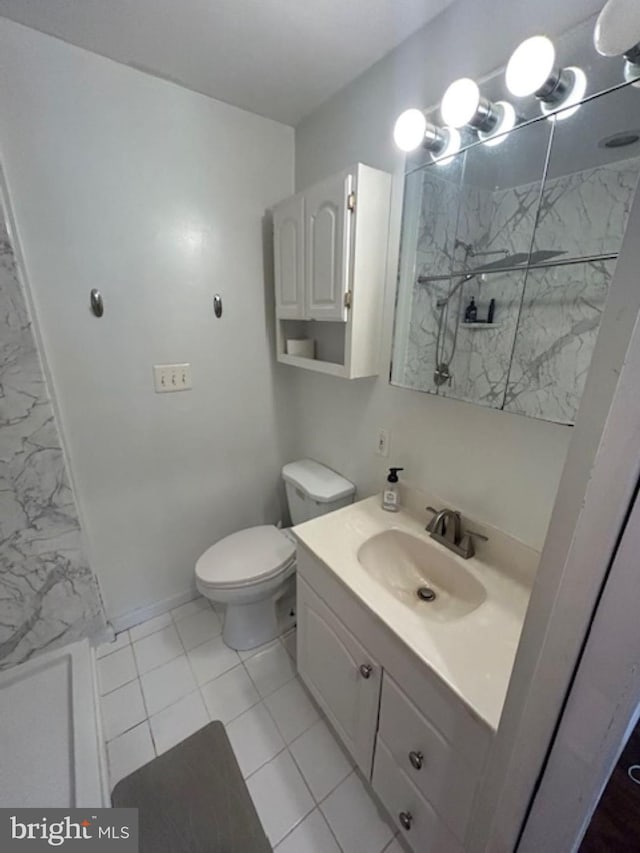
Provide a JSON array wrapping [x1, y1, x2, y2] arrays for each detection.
[[0, 0, 455, 125]]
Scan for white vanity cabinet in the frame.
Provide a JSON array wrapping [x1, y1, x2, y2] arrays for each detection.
[[272, 162, 391, 378], [296, 544, 492, 853], [297, 577, 381, 776]]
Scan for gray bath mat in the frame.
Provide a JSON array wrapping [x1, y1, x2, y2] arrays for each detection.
[[112, 720, 272, 853]]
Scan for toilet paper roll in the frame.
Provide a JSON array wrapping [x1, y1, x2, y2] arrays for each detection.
[[286, 338, 315, 358]]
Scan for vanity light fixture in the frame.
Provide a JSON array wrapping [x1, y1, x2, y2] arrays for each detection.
[[478, 101, 518, 146], [393, 108, 430, 152], [506, 35, 587, 119], [392, 108, 461, 162], [431, 127, 462, 165], [440, 77, 499, 132], [594, 0, 640, 87]]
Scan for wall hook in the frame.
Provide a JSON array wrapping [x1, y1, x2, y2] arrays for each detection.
[[213, 294, 223, 318], [90, 288, 104, 318]]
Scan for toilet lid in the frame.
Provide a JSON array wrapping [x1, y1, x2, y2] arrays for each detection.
[[195, 525, 296, 589]]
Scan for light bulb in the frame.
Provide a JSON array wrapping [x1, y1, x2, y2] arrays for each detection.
[[393, 109, 428, 152], [594, 0, 640, 57], [479, 102, 517, 146], [441, 78, 481, 128], [540, 67, 587, 120], [506, 36, 556, 97]]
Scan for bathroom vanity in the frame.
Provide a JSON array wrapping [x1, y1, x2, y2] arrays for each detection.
[[293, 494, 537, 851]]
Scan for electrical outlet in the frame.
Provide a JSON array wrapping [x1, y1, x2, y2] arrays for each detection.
[[153, 363, 192, 393], [376, 428, 390, 457]]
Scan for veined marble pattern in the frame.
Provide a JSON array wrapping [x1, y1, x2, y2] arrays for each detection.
[[441, 271, 528, 409], [455, 182, 540, 267], [534, 159, 640, 259], [415, 167, 461, 277], [394, 152, 640, 423], [402, 276, 450, 394], [504, 260, 614, 424], [0, 215, 105, 669]]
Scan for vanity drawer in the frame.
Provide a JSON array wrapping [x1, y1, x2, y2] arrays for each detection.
[[378, 674, 479, 837], [373, 737, 462, 853]]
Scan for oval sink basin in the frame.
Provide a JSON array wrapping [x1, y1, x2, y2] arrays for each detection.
[[357, 529, 486, 622]]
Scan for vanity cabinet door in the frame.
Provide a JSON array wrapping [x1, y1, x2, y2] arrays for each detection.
[[273, 193, 305, 319], [304, 170, 353, 322], [297, 577, 381, 776]]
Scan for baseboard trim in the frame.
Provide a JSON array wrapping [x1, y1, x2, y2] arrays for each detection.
[[110, 587, 199, 634]]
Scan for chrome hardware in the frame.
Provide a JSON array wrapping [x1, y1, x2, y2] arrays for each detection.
[[417, 587, 436, 603], [399, 811, 413, 831], [466, 529, 489, 542], [213, 294, 223, 318], [433, 361, 452, 387], [344, 290, 352, 309], [409, 750, 424, 770], [359, 663, 373, 679], [426, 506, 489, 559], [90, 288, 104, 318], [347, 191, 356, 212]]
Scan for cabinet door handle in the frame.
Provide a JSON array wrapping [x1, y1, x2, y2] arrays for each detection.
[[409, 750, 424, 770], [399, 811, 413, 831], [359, 663, 373, 679]]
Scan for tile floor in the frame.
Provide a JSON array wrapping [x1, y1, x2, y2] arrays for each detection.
[[96, 597, 400, 852]]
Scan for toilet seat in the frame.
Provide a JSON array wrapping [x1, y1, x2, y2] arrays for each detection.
[[195, 525, 296, 591]]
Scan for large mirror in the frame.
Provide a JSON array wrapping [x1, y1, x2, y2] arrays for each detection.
[[391, 40, 640, 425]]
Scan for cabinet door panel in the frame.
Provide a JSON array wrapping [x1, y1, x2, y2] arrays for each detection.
[[297, 577, 380, 776], [305, 172, 351, 322], [273, 194, 304, 319]]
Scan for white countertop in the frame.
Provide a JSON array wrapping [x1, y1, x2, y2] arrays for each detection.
[[293, 495, 538, 731]]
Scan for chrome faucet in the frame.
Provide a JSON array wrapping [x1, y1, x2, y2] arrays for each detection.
[[425, 506, 488, 559]]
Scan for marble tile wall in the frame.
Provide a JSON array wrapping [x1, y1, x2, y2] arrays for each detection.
[[504, 260, 613, 423], [0, 213, 105, 669], [396, 155, 640, 424]]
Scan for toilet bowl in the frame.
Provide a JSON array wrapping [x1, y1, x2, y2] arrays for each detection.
[[196, 525, 297, 651], [195, 459, 355, 651]]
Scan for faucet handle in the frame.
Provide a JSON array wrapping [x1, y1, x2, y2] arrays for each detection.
[[465, 529, 489, 542], [425, 507, 438, 533]]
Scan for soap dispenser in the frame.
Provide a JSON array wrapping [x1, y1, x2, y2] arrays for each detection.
[[464, 297, 478, 323], [382, 467, 404, 512]]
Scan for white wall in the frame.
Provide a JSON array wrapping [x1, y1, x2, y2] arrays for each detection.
[[290, 0, 603, 549], [0, 19, 294, 623]]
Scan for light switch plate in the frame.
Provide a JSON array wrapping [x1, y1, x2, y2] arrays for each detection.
[[153, 363, 192, 393]]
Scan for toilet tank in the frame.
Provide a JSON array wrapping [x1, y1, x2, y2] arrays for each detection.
[[282, 459, 356, 525]]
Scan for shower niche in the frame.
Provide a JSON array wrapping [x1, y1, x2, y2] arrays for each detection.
[[391, 82, 640, 425]]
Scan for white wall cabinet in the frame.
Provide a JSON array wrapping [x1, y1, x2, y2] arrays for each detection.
[[272, 163, 391, 378], [296, 544, 492, 853], [273, 194, 305, 320]]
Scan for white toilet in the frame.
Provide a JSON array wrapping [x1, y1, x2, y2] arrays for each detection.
[[195, 459, 355, 651]]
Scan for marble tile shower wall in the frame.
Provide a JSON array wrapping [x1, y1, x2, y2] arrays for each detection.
[[401, 157, 640, 423], [0, 213, 105, 669]]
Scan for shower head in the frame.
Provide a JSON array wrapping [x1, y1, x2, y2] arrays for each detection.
[[418, 248, 568, 287], [528, 249, 567, 264], [467, 252, 530, 273], [468, 248, 567, 274]]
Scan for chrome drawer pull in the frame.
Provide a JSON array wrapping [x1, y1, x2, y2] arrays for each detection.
[[399, 811, 413, 831], [359, 663, 373, 679], [409, 750, 424, 771]]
